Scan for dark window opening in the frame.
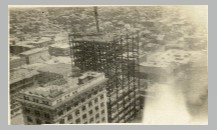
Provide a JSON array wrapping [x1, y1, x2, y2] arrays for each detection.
[[60, 119, 65, 124], [75, 110, 80, 116], [36, 119, 42, 124], [34, 110, 40, 116], [89, 110, 93, 115], [44, 113, 50, 119], [82, 106, 86, 111], [27, 116, 32, 122], [95, 106, 99, 111], [82, 114, 87, 119], [88, 102, 92, 107], [58, 110, 63, 116], [67, 114, 72, 121], [76, 118, 80, 124]]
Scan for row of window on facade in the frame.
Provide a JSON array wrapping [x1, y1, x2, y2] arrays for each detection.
[[26, 116, 51, 124], [58, 109, 106, 124], [55, 90, 105, 112], [25, 108, 106, 124], [23, 95, 105, 117], [57, 97, 105, 117], [23, 96, 49, 105]]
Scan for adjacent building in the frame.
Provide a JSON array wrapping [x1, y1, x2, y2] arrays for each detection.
[[28, 37, 53, 48], [49, 44, 70, 56], [10, 56, 27, 70], [37, 63, 80, 85], [10, 41, 36, 55], [20, 48, 50, 64], [10, 68, 39, 117], [18, 71, 108, 124]]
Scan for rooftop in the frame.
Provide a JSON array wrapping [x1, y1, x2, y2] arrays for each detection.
[[73, 34, 115, 43], [10, 56, 21, 60], [54, 36, 68, 41], [10, 68, 39, 84], [46, 56, 72, 64], [20, 47, 48, 56], [49, 43, 70, 48], [31, 37, 52, 44], [148, 49, 191, 65], [23, 71, 106, 100], [140, 61, 171, 68], [37, 63, 79, 77], [10, 41, 36, 48]]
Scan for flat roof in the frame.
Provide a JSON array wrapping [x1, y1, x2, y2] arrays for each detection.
[[148, 49, 191, 65], [20, 47, 48, 56], [49, 43, 70, 48], [23, 71, 106, 100], [31, 37, 51, 44], [46, 57, 71, 64], [140, 61, 171, 68], [10, 68, 39, 84], [10, 56, 21, 60], [73, 35, 115, 43], [37, 63, 79, 76]]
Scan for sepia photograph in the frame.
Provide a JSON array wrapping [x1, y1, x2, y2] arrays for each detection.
[[8, 5, 208, 125]]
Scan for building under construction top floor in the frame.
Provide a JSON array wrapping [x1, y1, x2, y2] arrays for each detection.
[[69, 32, 141, 123]]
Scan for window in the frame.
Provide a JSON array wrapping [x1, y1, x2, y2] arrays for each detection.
[[36, 119, 42, 124], [100, 95, 104, 99], [42, 101, 49, 105], [99, 86, 104, 91], [67, 106, 71, 111], [95, 113, 99, 119], [94, 98, 98, 103], [44, 113, 50, 119], [24, 107, 31, 113], [81, 98, 85, 103], [60, 119, 65, 124], [90, 117, 94, 123], [74, 102, 78, 107], [100, 102, 105, 107], [76, 118, 80, 124], [75, 110, 80, 116], [102, 117, 105, 122], [57, 98, 62, 103], [24, 96, 29, 100], [88, 102, 92, 107], [34, 110, 40, 116], [88, 94, 92, 98], [89, 110, 93, 115], [33, 98, 39, 103], [27, 116, 32, 122], [82, 106, 86, 111], [67, 114, 72, 121], [95, 106, 99, 111], [101, 110, 105, 114], [45, 121, 51, 124], [65, 95, 70, 99], [94, 90, 97, 95], [82, 114, 87, 119], [58, 110, 63, 116]]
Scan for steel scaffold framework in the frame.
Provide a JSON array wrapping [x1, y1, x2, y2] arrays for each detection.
[[68, 32, 141, 123]]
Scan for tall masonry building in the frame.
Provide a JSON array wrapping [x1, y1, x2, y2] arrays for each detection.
[[18, 71, 108, 124]]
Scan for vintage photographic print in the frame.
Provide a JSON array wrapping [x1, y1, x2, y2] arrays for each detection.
[[9, 5, 208, 125]]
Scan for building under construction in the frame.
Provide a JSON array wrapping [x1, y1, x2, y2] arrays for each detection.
[[69, 32, 141, 123]]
